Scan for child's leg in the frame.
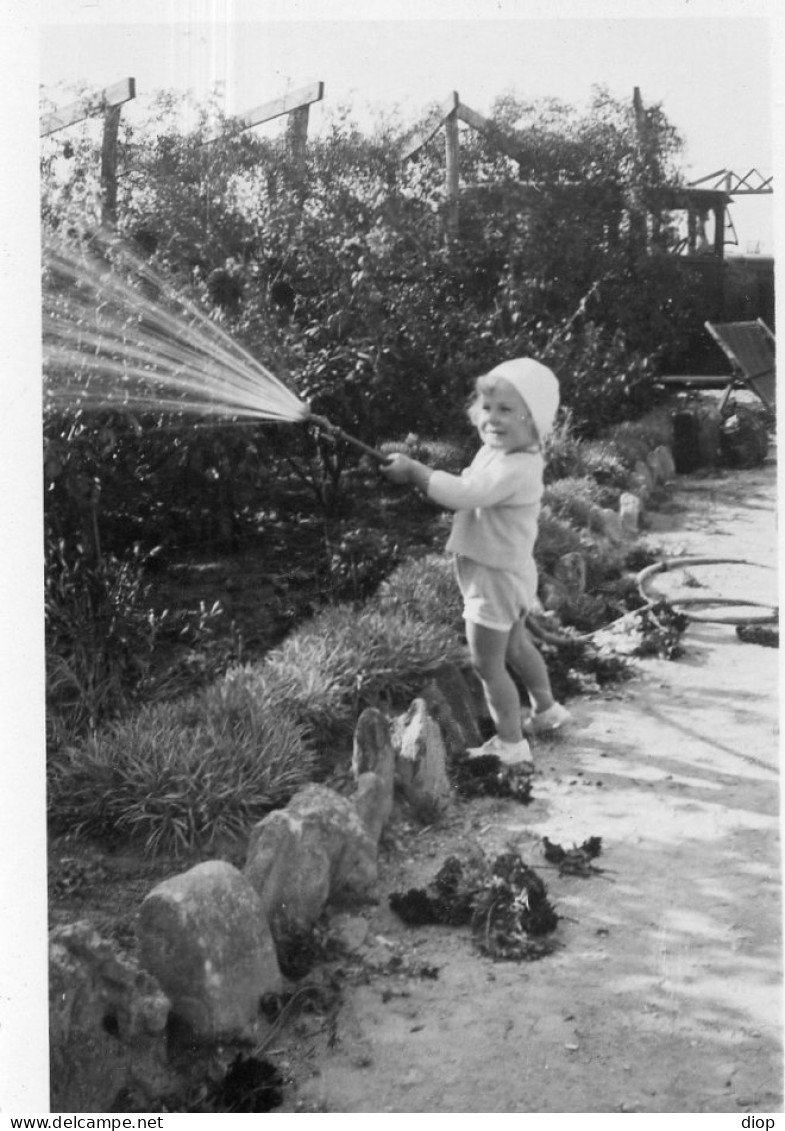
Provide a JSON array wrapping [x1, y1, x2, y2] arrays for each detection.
[[505, 617, 556, 713], [465, 620, 524, 743]]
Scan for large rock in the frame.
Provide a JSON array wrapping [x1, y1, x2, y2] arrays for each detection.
[[244, 784, 378, 941], [420, 663, 484, 755], [351, 708, 396, 840], [391, 698, 452, 810], [647, 444, 676, 485], [630, 459, 655, 501], [619, 491, 642, 535], [590, 505, 625, 544], [49, 921, 173, 1113], [138, 860, 281, 1040], [353, 772, 391, 844], [540, 576, 569, 613], [554, 551, 587, 600]]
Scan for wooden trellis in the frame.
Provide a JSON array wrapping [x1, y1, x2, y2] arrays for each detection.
[[401, 91, 528, 236], [40, 79, 324, 226], [203, 81, 324, 174], [40, 78, 136, 227]]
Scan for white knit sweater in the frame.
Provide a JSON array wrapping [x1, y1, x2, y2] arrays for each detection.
[[427, 444, 544, 582]]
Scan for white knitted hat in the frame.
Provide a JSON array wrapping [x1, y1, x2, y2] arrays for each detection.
[[486, 357, 560, 440]]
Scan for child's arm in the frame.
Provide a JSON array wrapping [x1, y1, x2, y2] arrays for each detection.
[[380, 453, 434, 493], [428, 458, 540, 510], [382, 451, 540, 509]]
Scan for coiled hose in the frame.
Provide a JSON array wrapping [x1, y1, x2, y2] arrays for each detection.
[[526, 556, 778, 646]]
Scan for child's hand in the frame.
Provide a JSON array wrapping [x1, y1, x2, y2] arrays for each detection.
[[379, 452, 415, 484]]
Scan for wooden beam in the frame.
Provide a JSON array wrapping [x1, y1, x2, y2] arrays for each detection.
[[400, 92, 459, 162], [456, 101, 523, 164], [690, 168, 773, 194], [40, 78, 135, 137], [207, 81, 324, 142]]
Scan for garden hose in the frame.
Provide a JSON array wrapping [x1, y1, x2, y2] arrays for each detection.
[[525, 603, 663, 647], [636, 556, 779, 626], [307, 413, 391, 465], [526, 556, 778, 647]]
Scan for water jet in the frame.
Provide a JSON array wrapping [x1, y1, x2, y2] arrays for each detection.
[[42, 229, 389, 463]]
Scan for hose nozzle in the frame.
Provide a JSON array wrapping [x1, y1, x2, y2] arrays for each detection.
[[306, 413, 390, 464]]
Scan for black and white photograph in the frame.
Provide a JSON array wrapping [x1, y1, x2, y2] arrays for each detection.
[[1, 0, 781, 1118]]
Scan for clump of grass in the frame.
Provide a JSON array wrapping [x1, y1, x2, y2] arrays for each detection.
[[47, 678, 316, 856], [264, 602, 466, 748], [375, 552, 463, 632], [47, 577, 466, 853]]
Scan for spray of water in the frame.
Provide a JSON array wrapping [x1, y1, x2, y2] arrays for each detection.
[[42, 230, 310, 424]]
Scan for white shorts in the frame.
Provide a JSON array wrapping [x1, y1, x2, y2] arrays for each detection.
[[455, 555, 535, 632]]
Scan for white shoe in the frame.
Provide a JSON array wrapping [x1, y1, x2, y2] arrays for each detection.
[[522, 702, 571, 736], [466, 735, 534, 769]]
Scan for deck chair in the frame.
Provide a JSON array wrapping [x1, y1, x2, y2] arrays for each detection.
[[704, 319, 776, 414]]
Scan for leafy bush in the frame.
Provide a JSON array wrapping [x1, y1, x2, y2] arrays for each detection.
[[545, 325, 662, 439], [378, 434, 474, 476], [534, 511, 584, 574], [47, 673, 316, 855], [544, 416, 629, 488], [324, 522, 401, 603], [605, 411, 673, 468], [542, 477, 602, 530]]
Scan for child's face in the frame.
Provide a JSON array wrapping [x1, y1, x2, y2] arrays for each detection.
[[476, 380, 538, 452]]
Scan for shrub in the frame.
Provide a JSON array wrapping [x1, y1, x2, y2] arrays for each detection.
[[542, 416, 585, 482], [605, 412, 672, 468], [45, 541, 166, 734], [534, 510, 584, 574], [544, 416, 629, 488], [542, 477, 601, 530], [324, 522, 401, 603], [47, 678, 315, 855], [581, 543, 627, 591], [378, 434, 473, 475], [569, 440, 629, 490]]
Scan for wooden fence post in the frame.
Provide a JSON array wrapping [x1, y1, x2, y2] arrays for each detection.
[[40, 78, 136, 231], [101, 104, 122, 228], [444, 100, 460, 239], [286, 103, 310, 174]]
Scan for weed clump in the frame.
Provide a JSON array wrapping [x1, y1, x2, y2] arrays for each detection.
[[389, 851, 560, 962], [542, 836, 604, 876], [451, 754, 534, 804]]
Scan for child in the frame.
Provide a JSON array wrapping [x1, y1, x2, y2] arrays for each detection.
[[381, 357, 569, 771]]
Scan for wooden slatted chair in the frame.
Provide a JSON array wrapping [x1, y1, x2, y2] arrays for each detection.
[[704, 318, 776, 414]]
